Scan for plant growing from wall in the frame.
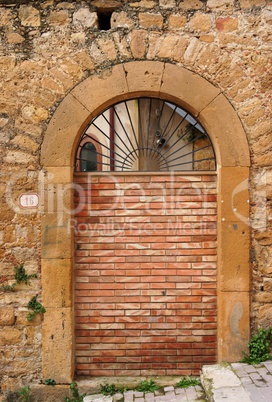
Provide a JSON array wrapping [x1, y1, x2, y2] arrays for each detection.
[[27, 295, 46, 321], [0, 264, 37, 292], [0, 264, 45, 321], [44, 378, 57, 386], [64, 382, 86, 402], [19, 386, 32, 402], [241, 327, 272, 365]]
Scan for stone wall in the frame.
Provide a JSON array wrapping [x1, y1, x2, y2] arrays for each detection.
[[0, 0, 271, 395]]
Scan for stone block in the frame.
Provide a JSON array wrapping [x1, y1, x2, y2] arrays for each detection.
[[111, 11, 134, 29], [189, 14, 211, 32], [218, 166, 250, 223], [16, 311, 42, 326], [161, 63, 220, 117], [19, 5, 40, 26], [31, 385, 71, 402], [41, 214, 73, 259], [42, 258, 73, 308], [41, 93, 90, 167], [217, 291, 250, 362], [47, 10, 69, 26], [39, 180, 74, 215], [0, 327, 22, 345], [70, 64, 128, 118], [139, 13, 163, 29], [207, 0, 234, 10], [168, 15, 187, 29], [199, 94, 250, 167], [179, 0, 203, 9], [258, 305, 272, 329], [124, 60, 164, 96], [42, 307, 74, 383], [218, 221, 250, 292], [130, 30, 148, 59], [0, 307, 15, 325], [41, 167, 72, 185], [216, 18, 238, 32]]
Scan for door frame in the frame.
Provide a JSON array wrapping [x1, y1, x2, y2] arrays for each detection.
[[41, 61, 250, 382]]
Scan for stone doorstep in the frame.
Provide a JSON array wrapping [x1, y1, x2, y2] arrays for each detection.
[[26, 376, 189, 402], [200, 363, 252, 402]]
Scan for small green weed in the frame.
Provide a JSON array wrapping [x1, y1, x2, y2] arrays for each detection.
[[176, 376, 201, 388], [19, 386, 32, 402], [100, 383, 122, 396], [27, 295, 46, 321], [0, 264, 37, 292], [135, 379, 160, 393], [241, 327, 272, 365], [65, 382, 86, 402], [44, 378, 57, 386]]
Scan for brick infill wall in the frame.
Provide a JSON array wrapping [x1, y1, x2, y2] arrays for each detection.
[[73, 173, 217, 376]]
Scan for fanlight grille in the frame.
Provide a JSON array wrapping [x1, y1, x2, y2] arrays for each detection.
[[75, 98, 216, 172]]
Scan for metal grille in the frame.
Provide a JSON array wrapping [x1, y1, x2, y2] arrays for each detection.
[[75, 98, 216, 172]]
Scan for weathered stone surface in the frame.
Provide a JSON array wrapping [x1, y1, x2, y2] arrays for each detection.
[[129, 1, 156, 8], [159, 0, 176, 8], [168, 15, 187, 29], [47, 10, 69, 25], [6, 33, 25, 44], [0, 328, 21, 345], [139, 12, 164, 28], [189, 14, 211, 32], [111, 11, 134, 29], [179, 0, 203, 10], [0, 308, 15, 326], [240, 0, 267, 8], [73, 8, 98, 27], [207, 0, 234, 10], [18, 5, 40, 26], [130, 30, 148, 58], [259, 305, 272, 329], [91, 0, 122, 9], [216, 18, 238, 31]]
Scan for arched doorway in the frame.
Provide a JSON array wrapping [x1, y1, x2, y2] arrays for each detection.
[[73, 97, 217, 376], [41, 61, 250, 382]]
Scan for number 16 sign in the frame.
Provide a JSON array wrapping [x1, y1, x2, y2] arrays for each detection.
[[19, 193, 39, 208]]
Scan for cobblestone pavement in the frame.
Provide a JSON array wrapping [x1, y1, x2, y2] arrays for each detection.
[[84, 384, 206, 402], [230, 361, 272, 402]]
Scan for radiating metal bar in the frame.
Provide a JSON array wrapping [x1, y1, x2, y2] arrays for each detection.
[[157, 121, 202, 162], [91, 121, 135, 166], [94, 113, 136, 164], [112, 105, 138, 160], [160, 142, 213, 168], [161, 133, 211, 164], [124, 100, 140, 152]]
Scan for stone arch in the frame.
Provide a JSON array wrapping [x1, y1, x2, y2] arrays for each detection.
[[41, 61, 250, 382]]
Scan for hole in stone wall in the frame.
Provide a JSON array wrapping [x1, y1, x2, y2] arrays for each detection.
[[97, 11, 113, 30]]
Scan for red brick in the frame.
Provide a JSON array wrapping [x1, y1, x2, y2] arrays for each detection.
[[74, 174, 217, 375]]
